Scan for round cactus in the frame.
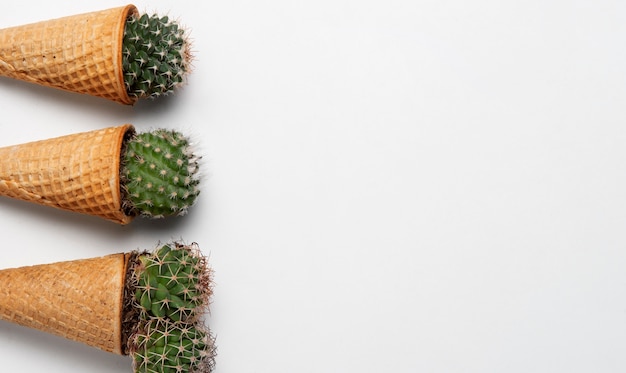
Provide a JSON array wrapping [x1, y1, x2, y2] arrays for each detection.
[[123, 12, 190, 99], [130, 319, 215, 373], [122, 129, 200, 219], [125, 242, 216, 372], [132, 242, 211, 322]]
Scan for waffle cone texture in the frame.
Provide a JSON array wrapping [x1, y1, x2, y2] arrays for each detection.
[[0, 5, 137, 104], [0, 125, 135, 224], [0, 253, 129, 353]]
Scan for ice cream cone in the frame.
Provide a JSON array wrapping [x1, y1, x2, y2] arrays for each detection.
[[0, 253, 129, 353], [0, 5, 138, 104], [0, 125, 135, 224]]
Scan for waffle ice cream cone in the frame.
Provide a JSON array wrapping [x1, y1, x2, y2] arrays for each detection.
[[0, 125, 135, 224], [0, 5, 138, 104], [0, 253, 130, 353]]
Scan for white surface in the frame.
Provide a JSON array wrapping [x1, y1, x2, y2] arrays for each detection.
[[0, 0, 625, 372]]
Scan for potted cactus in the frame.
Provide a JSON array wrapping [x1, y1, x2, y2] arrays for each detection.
[[0, 241, 216, 372], [0, 5, 190, 104], [0, 125, 200, 224]]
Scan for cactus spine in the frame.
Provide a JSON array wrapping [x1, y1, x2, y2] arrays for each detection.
[[123, 13, 190, 99], [122, 129, 200, 219]]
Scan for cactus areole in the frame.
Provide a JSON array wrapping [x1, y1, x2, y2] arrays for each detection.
[[122, 12, 191, 99], [121, 128, 201, 219]]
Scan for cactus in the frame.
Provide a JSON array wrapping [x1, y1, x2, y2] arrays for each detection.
[[130, 319, 215, 373], [132, 242, 211, 322], [123, 13, 190, 99], [122, 129, 201, 219], [129, 243, 215, 372]]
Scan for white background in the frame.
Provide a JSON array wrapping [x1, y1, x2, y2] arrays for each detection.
[[0, 1, 625, 372]]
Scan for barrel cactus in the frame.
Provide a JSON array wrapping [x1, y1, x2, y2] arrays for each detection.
[[132, 242, 211, 322], [122, 129, 201, 219], [131, 319, 215, 373], [123, 13, 190, 99], [128, 242, 216, 372]]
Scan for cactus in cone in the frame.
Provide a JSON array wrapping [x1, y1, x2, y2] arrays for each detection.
[[0, 241, 216, 372], [122, 129, 200, 219], [0, 125, 201, 224], [0, 5, 192, 104]]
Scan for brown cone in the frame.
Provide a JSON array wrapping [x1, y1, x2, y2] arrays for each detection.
[[0, 253, 130, 354], [0, 5, 138, 104], [0, 125, 135, 224]]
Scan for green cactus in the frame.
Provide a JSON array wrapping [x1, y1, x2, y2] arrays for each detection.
[[132, 243, 211, 322], [125, 242, 215, 372], [122, 129, 200, 219], [123, 13, 190, 99], [130, 319, 215, 373]]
